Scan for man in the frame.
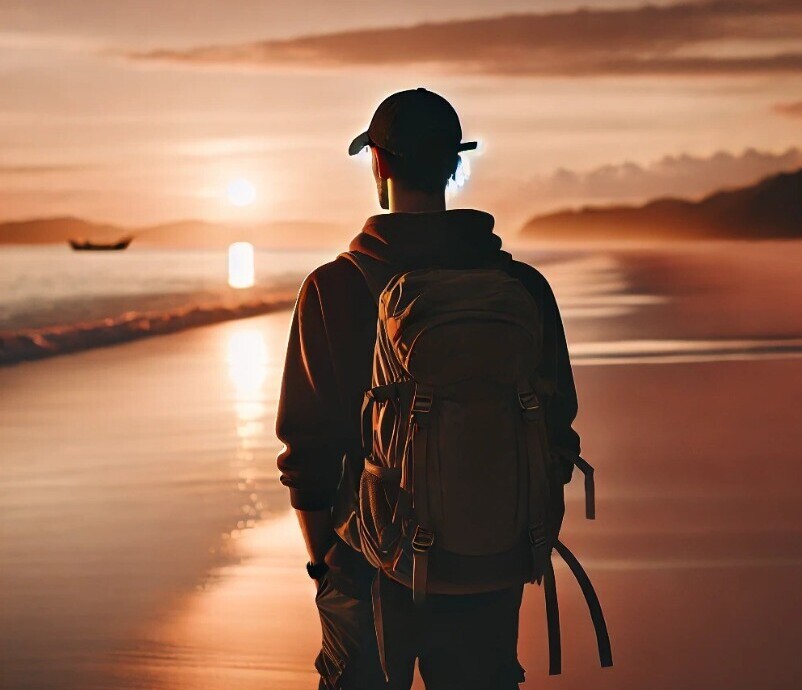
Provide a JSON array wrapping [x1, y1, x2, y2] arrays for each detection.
[[276, 88, 580, 690]]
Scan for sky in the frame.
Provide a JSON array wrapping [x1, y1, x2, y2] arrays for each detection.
[[1, 0, 801, 239]]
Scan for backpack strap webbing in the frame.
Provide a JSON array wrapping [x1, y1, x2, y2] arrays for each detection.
[[518, 381, 551, 582], [543, 540, 613, 675], [410, 382, 434, 607], [543, 553, 562, 675], [360, 383, 399, 458], [574, 454, 596, 519], [371, 570, 390, 682]]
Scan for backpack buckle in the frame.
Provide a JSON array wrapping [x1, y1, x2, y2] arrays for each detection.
[[412, 387, 433, 415], [518, 389, 540, 412], [529, 525, 547, 549], [412, 525, 435, 552]]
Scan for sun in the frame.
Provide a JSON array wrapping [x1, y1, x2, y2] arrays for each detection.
[[226, 178, 256, 207]]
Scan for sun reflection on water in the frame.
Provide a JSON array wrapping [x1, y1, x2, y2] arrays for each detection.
[[226, 327, 268, 395], [225, 327, 269, 540]]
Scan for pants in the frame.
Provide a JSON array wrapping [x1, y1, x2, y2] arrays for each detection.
[[315, 570, 526, 690]]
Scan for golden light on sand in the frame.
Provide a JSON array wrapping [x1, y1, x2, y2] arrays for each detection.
[[228, 242, 255, 289], [226, 177, 256, 206]]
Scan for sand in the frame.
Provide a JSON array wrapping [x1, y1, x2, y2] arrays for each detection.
[[1, 241, 801, 689]]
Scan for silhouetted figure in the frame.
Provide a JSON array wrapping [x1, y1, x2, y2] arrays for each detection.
[[276, 88, 610, 690]]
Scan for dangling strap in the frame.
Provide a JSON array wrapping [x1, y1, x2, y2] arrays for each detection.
[[411, 525, 434, 607], [371, 570, 390, 682], [410, 383, 434, 606], [518, 382, 550, 582], [553, 540, 613, 670], [542, 553, 562, 675], [573, 455, 596, 520]]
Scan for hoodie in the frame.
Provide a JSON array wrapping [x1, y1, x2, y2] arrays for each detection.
[[276, 209, 580, 598]]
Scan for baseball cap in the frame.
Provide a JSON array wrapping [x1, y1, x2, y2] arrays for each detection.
[[348, 88, 477, 159]]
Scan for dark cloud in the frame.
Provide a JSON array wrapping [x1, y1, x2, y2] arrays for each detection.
[[127, 0, 802, 76], [774, 101, 802, 118], [521, 147, 802, 203]]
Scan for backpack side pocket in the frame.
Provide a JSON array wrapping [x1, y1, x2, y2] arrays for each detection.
[[358, 461, 402, 569]]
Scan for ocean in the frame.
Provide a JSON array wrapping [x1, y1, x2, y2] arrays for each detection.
[[1, 244, 569, 364], [0, 245, 338, 363], [3, 241, 800, 367], [0, 245, 338, 331]]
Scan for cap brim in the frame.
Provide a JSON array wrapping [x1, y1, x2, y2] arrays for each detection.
[[348, 131, 371, 156], [349, 134, 477, 156]]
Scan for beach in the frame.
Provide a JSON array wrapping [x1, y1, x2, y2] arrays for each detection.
[[2, 241, 801, 689]]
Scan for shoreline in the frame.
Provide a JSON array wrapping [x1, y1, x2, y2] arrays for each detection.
[[0, 294, 295, 366]]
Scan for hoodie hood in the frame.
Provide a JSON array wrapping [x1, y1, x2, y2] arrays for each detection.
[[348, 209, 502, 270]]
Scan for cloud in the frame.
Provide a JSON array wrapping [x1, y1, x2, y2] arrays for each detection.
[[127, 0, 802, 76], [0, 164, 95, 175], [774, 101, 802, 118], [521, 147, 802, 204]]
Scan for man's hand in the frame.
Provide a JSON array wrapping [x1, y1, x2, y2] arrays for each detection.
[[295, 508, 336, 565]]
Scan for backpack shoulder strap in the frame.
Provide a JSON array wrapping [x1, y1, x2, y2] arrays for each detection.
[[494, 249, 513, 272], [341, 249, 513, 303], [339, 250, 396, 305]]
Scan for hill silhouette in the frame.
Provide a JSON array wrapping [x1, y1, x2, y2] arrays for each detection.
[[521, 168, 802, 241], [0, 217, 123, 244], [0, 217, 345, 249]]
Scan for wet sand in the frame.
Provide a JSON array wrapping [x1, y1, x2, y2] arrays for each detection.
[[2, 242, 801, 689]]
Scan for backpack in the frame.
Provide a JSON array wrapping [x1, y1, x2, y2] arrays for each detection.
[[337, 249, 612, 676]]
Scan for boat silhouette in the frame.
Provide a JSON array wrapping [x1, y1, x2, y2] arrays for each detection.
[[68, 236, 133, 251]]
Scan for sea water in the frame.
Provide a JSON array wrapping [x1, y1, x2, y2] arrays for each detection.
[[0, 245, 335, 332]]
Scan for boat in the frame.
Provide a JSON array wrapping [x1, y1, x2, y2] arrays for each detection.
[[68, 236, 133, 251]]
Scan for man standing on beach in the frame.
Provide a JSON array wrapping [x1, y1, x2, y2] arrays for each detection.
[[276, 88, 582, 689]]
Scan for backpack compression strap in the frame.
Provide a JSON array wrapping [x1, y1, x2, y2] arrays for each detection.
[[410, 383, 435, 607], [518, 381, 550, 583], [543, 540, 614, 675]]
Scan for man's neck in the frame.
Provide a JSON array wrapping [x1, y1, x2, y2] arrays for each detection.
[[388, 181, 446, 213]]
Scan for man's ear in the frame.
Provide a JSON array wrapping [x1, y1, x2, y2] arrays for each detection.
[[372, 146, 392, 180]]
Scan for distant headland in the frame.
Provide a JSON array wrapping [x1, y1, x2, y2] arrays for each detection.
[[521, 168, 802, 241]]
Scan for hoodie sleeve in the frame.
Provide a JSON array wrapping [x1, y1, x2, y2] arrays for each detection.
[[538, 279, 582, 468], [540, 280, 580, 440], [513, 263, 581, 483], [275, 271, 348, 511]]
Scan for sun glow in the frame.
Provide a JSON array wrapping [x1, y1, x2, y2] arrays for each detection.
[[228, 242, 255, 289], [226, 177, 256, 206], [446, 154, 472, 199]]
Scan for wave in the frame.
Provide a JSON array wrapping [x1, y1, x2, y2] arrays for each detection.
[[571, 337, 802, 365], [0, 294, 296, 366]]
